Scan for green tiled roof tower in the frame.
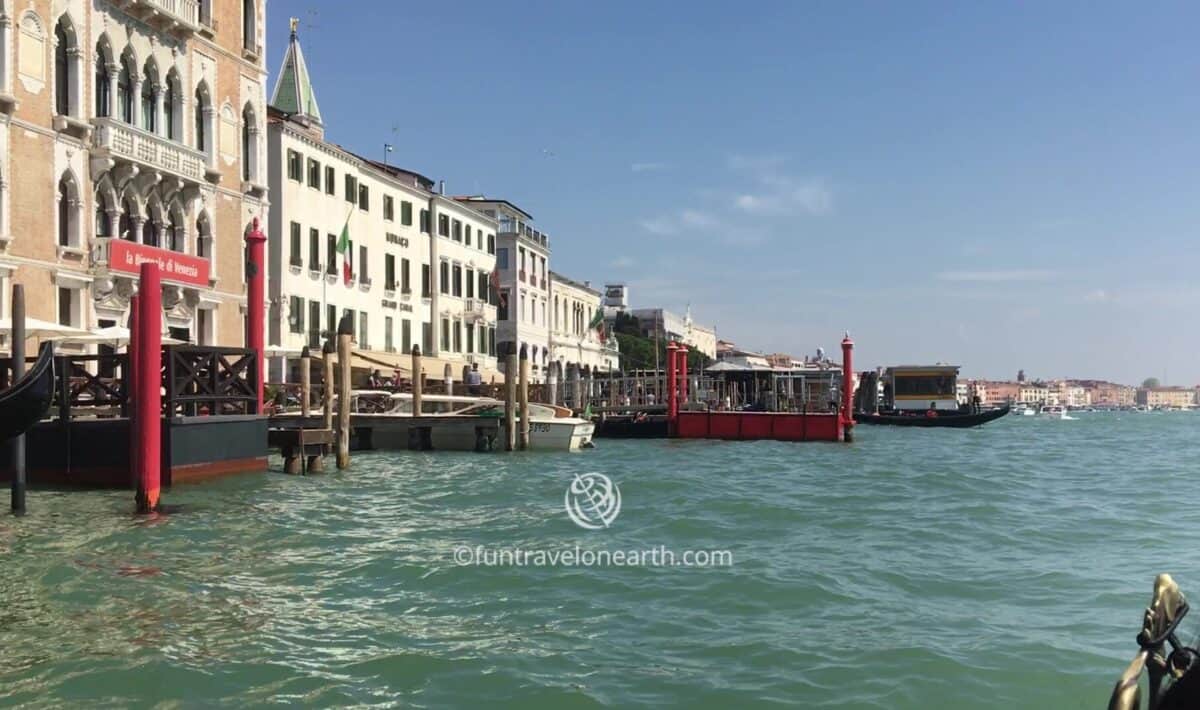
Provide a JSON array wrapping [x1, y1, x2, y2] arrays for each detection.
[[269, 18, 322, 125]]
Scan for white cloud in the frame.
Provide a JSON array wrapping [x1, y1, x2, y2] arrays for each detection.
[[610, 255, 634, 268], [631, 162, 668, 173], [1083, 289, 1111, 303], [936, 269, 1058, 283], [638, 216, 679, 235], [637, 209, 718, 235], [726, 155, 833, 217], [679, 209, 717, 229]]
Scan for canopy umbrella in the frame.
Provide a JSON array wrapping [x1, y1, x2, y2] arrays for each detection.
[[0, 317, 88, 340], [52, 325, 185, 347]]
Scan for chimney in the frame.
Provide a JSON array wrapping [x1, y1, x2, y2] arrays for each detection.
[[438, 180, 445, 195]]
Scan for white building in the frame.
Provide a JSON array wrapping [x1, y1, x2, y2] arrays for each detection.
[[549, 271, 618, 375], [266, 26, 498, 383], [628, 306, 717, 359], [454, 196, 551, 381]]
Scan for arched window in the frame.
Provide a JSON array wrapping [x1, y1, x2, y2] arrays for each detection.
[[241, 103, 256, 182], [57, 178, 70, 246], [196, 214, 210, 259], [166, 210, 181, 251], [163, 74, 177, 140], [141, 64, 156, 132], [94, 50, 110, 117], [57, 173, 79, 248], [117, 56, 133, 123], [194, 88, 205, 150], [54, 21, 70, 115], [119, 198, 135, 241], [142, 217, 158, 247], [94, 191, 111, 238]]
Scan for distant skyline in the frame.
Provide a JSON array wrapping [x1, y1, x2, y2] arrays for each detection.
[[267, 1, 1200, 385]]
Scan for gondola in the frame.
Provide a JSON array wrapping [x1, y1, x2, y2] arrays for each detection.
[[0, 342, 55, 441], [854, 404, 1010, 428]]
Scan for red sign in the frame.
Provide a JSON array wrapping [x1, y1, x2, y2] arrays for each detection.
[[106, 239, 211, 288]]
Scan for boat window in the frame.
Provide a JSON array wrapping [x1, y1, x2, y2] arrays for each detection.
[[893, 375, 955, 397]]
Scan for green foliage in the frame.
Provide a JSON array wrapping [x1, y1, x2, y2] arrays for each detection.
[[615, 329, 712, 373]]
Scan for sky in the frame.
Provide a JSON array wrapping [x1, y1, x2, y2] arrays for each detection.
[[267, 1, 1200, 386]]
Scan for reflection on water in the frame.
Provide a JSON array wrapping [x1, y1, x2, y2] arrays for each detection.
[[1, 414, 1198, 707]]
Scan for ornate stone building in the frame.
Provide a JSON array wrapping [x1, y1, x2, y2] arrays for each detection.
[[0, 0, 268, 351]]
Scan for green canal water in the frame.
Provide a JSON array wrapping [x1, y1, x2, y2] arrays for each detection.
[[1, 412, 1198, 708]]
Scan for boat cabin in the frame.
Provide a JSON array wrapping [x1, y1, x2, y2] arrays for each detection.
[[884, 365, 960, 411]]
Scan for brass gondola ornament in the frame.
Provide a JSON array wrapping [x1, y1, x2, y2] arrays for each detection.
[[1109, 574, 1191, 710]]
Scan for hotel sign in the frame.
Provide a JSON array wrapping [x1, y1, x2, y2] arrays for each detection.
[[105, 239, 211, 288], [381, 298, 414, 313], [386, 233, 409, 248]]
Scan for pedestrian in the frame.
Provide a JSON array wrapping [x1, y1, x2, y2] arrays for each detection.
[[466, 363, 483, 396]]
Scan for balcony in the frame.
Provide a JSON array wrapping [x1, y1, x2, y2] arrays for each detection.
[[91, 117, 206, 185], [119, 0, 201, 38]]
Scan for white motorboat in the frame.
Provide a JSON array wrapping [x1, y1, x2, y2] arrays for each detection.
[[373, 393, 595, 452], [1039, 405, 1074, 420]]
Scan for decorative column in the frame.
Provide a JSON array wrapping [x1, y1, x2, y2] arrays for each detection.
[[130, 75, 143, 125], [244, 217, 266, 409], [153, 85, 164, 134], [106, 63, 119, 118]]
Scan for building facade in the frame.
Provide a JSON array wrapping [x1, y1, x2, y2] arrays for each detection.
[[549, 270, 617, 375], [1136, 387, 1196, 409], [0, 0, 268, 352], [266, 25, 498, 382], [454, 196, 550, 380]]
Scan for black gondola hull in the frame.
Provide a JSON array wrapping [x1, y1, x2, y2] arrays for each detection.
[[854, 405, 1010, 428], [0, 342, 55, 441]]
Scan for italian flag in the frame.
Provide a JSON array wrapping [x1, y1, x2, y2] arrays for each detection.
[[336, 213, 352, 285]]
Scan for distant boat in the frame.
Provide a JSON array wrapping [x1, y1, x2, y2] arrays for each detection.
[[1040, 405, 1074, 420], [855, 405, 1010, 428]]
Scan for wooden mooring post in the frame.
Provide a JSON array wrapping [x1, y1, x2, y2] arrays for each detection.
[[504, 349, 517, 451], [9, 284, 25, 516], [518, 344, 530, 450], [284, 346, 313, 475], [336, 315, 352, 470], [411, 345, 422, 416], [322, 339, 335, 432]]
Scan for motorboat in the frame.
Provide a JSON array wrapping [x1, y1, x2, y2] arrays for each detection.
[[368, 393, 594, 451], [1039, 405, 1074, 420]]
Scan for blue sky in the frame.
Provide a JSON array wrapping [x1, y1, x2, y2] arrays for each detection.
[[268, 1, 1200, 385]]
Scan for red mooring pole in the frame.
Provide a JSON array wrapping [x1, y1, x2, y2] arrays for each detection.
[[135, 264, 162, 512], [244, 216, 266, 411], [128, 293, 140, 491], [666, 341, 678, 430], [841, 333, 855, 443], [678, 344, 689, 409]]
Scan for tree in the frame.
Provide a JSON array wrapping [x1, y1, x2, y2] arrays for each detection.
[[1142, 377, 1161, 389]]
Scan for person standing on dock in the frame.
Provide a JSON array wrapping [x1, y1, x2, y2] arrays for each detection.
[[466, 363, 483, 396]]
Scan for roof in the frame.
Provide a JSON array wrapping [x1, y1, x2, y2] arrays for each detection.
[[269, 21, 322, 124], [453, 196, 534, 221], [358, 157, 437, 192], [886, 365, 961, 374], [549, 270, 600, 296]]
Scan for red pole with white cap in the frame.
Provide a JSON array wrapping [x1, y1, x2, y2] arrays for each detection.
[[244, 216, 266, 412], [841, 332, 855, 443]]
